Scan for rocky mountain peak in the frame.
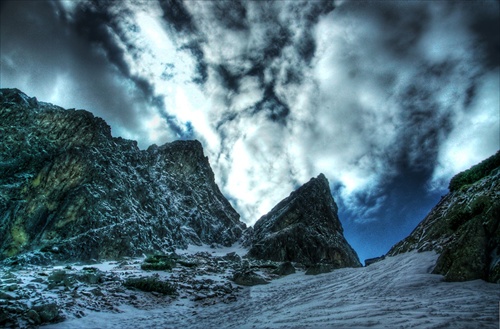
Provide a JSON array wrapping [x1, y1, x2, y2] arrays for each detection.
[[1, 88, 39, 108], [252, 174, 341, 237], [246, 174, 361, 268], [148, 140, 212, 178], [0, 89, 245, 263]]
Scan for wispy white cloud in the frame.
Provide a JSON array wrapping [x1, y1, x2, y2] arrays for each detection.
[[431, 70, 500, 189]]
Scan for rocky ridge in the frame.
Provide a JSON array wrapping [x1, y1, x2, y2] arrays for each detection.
[[0, 88, 245, 263], [245, 174, 361, 269], [388, 152, 500, 283]]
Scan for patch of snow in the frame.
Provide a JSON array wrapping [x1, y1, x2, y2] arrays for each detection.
[[177, 243, 248, 257]]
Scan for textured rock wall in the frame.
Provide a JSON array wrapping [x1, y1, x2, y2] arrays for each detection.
[[388, 160, 500, 283], [246, 174, 361, 268], [0, 89, 245, 262]]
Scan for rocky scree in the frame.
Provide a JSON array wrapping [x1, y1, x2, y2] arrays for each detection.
[[0, 249, 301, 328]]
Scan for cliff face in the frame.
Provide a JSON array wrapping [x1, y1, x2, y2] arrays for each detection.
[[0, 89, 245, 262], [246, 174, 361, 268], [388, 152, 500, 283]]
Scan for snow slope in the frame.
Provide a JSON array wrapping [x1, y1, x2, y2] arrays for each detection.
[[42, 250, 499, 329]]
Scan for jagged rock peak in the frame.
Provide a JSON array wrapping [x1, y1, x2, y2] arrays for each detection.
[[148, 139, 204, 158], [0, 88, 39, 107], [0, 88, 115, 153], [251, 174, 341, 236], [0, 89, 245, 263], [246, 174, 361, 268], [388, 151, 500, 283], [148, 140, 213, 177]]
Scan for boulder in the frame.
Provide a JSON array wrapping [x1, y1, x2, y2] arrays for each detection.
[[272, 262, 296, 276], [223, 252, 242, 263], [305, 263, 333, 275], [232, 270, 269, 286], [32, 303, 59, 322], [26, 309, 41, 325], [365, 256, 385, 267]]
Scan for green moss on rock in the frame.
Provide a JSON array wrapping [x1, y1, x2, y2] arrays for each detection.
[[449, 151, 500, 191], [123, 276, 176, 295], [140, 254, 176, 271]]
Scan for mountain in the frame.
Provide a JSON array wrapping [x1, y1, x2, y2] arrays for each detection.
[[388, 151, 500, 283], [245, 174, 361, 268], [0, 88, 245, 263]]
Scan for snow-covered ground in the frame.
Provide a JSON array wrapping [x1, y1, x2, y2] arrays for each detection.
[[178, 242, 248, 257], [40, 249, 499, 329]]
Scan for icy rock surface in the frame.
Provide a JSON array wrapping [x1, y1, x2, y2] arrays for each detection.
[[389, 156, 500, 283], [0, 88, 245, 262], [246, 174, 361, 268]]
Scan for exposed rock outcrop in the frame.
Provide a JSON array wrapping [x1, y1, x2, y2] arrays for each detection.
[[246, 174, 361, 269], [231, 269, 270, 286], [0, 88, 246, 262], [388, 152, 500, 283], [272, 261, 296, 276], [364, 255, 385, 267]]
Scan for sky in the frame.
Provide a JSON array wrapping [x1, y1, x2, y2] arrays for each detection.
[[1, 0, 499, 263]]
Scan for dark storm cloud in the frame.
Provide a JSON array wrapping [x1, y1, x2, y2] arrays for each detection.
[[282, 0, 335, 64], [159, 0, 197, 34], [159, 0, 208, 85], [181, 42, 208, 85], [1, 0, 195, 142], [392, 64, 457, 173], [470, 16, 500, 69], [70, 1, 131, 76], [214, 64, 241, 92], [0, 0, 143, 136], [180, 0, 338, 165], [211, 0, 248, 31], [350, 1, 429, 58], [243, 0, 496, 231], [296, 34, 317, 65], [239, 1, 315, 75], [185, 0, 336, 99], [251, 87, 290, 124], [454, 1, 500, 70], [65, 1, 191, 139]]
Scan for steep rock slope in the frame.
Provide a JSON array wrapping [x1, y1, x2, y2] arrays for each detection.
[[388, 152, 500, 283], [0, 89, 245, 262], [246, 174, 361, 268]]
